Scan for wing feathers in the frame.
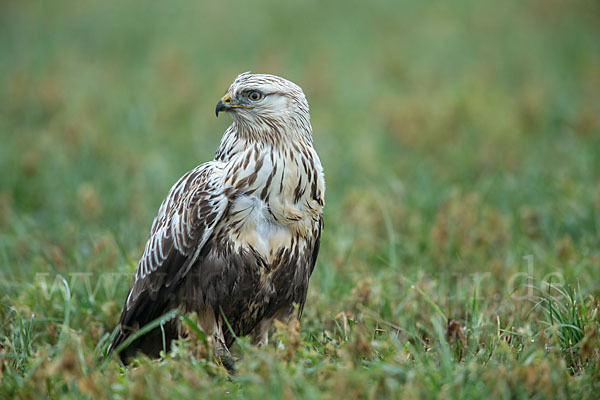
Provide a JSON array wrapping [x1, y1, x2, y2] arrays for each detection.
[[109, 162, 227, 360]]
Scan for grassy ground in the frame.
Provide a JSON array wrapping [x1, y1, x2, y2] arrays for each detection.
[[1, 0, 600, 398]]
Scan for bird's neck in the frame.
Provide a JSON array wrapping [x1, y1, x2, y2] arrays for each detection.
[[214, 119, 313, 162]]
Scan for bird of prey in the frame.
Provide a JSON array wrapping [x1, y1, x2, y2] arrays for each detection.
[[107, 73, 325, 370]]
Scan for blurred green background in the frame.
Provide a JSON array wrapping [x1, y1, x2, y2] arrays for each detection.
[[1, 0, 600, 397]]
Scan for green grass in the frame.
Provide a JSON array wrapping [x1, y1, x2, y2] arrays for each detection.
[[1, 0, 600, 398]]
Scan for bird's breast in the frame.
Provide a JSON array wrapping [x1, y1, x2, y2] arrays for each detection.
[[227, 194, 308, 264], [221, 144, 322, 264]]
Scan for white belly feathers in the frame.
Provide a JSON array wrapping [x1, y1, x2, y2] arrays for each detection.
[[228, 194, 294, 262]]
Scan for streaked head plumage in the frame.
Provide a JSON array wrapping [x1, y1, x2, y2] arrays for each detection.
[[215, 73, 310, 137]]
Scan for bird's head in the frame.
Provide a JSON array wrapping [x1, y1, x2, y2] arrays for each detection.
[[215, 72, 311, 141]]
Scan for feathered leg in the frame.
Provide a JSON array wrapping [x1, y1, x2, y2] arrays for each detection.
[[196, 306, 236, 373]]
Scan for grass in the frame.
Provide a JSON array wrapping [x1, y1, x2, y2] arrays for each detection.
[[1, 0, 600, 398]]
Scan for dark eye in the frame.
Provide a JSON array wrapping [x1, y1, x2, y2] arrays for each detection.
[[248, 91, 262, 101]]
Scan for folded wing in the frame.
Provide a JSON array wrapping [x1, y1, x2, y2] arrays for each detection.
[[107, 162, 228, 362]]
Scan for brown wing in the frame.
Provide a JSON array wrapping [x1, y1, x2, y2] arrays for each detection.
[[107, 162, 228, 362]]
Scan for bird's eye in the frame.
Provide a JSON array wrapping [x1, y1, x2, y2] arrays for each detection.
[[248, 91, 263, 101]]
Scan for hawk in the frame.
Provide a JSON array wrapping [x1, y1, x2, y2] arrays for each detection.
[[107, 73, 325, 370]]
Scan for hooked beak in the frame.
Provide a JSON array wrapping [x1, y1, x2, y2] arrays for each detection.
[[215, 93, 253, 117], [215, 98, 227, 117]]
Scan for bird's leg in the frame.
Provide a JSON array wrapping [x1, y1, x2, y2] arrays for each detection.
[[213, 320, 235, 374], [214, 341, 234, 373], [196, 306, 235, 374], [250, 318, 272, 346]]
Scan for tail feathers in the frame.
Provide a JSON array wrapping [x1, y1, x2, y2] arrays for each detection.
[[107, 321, 179, 364], [106, 293, 180, 364]]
